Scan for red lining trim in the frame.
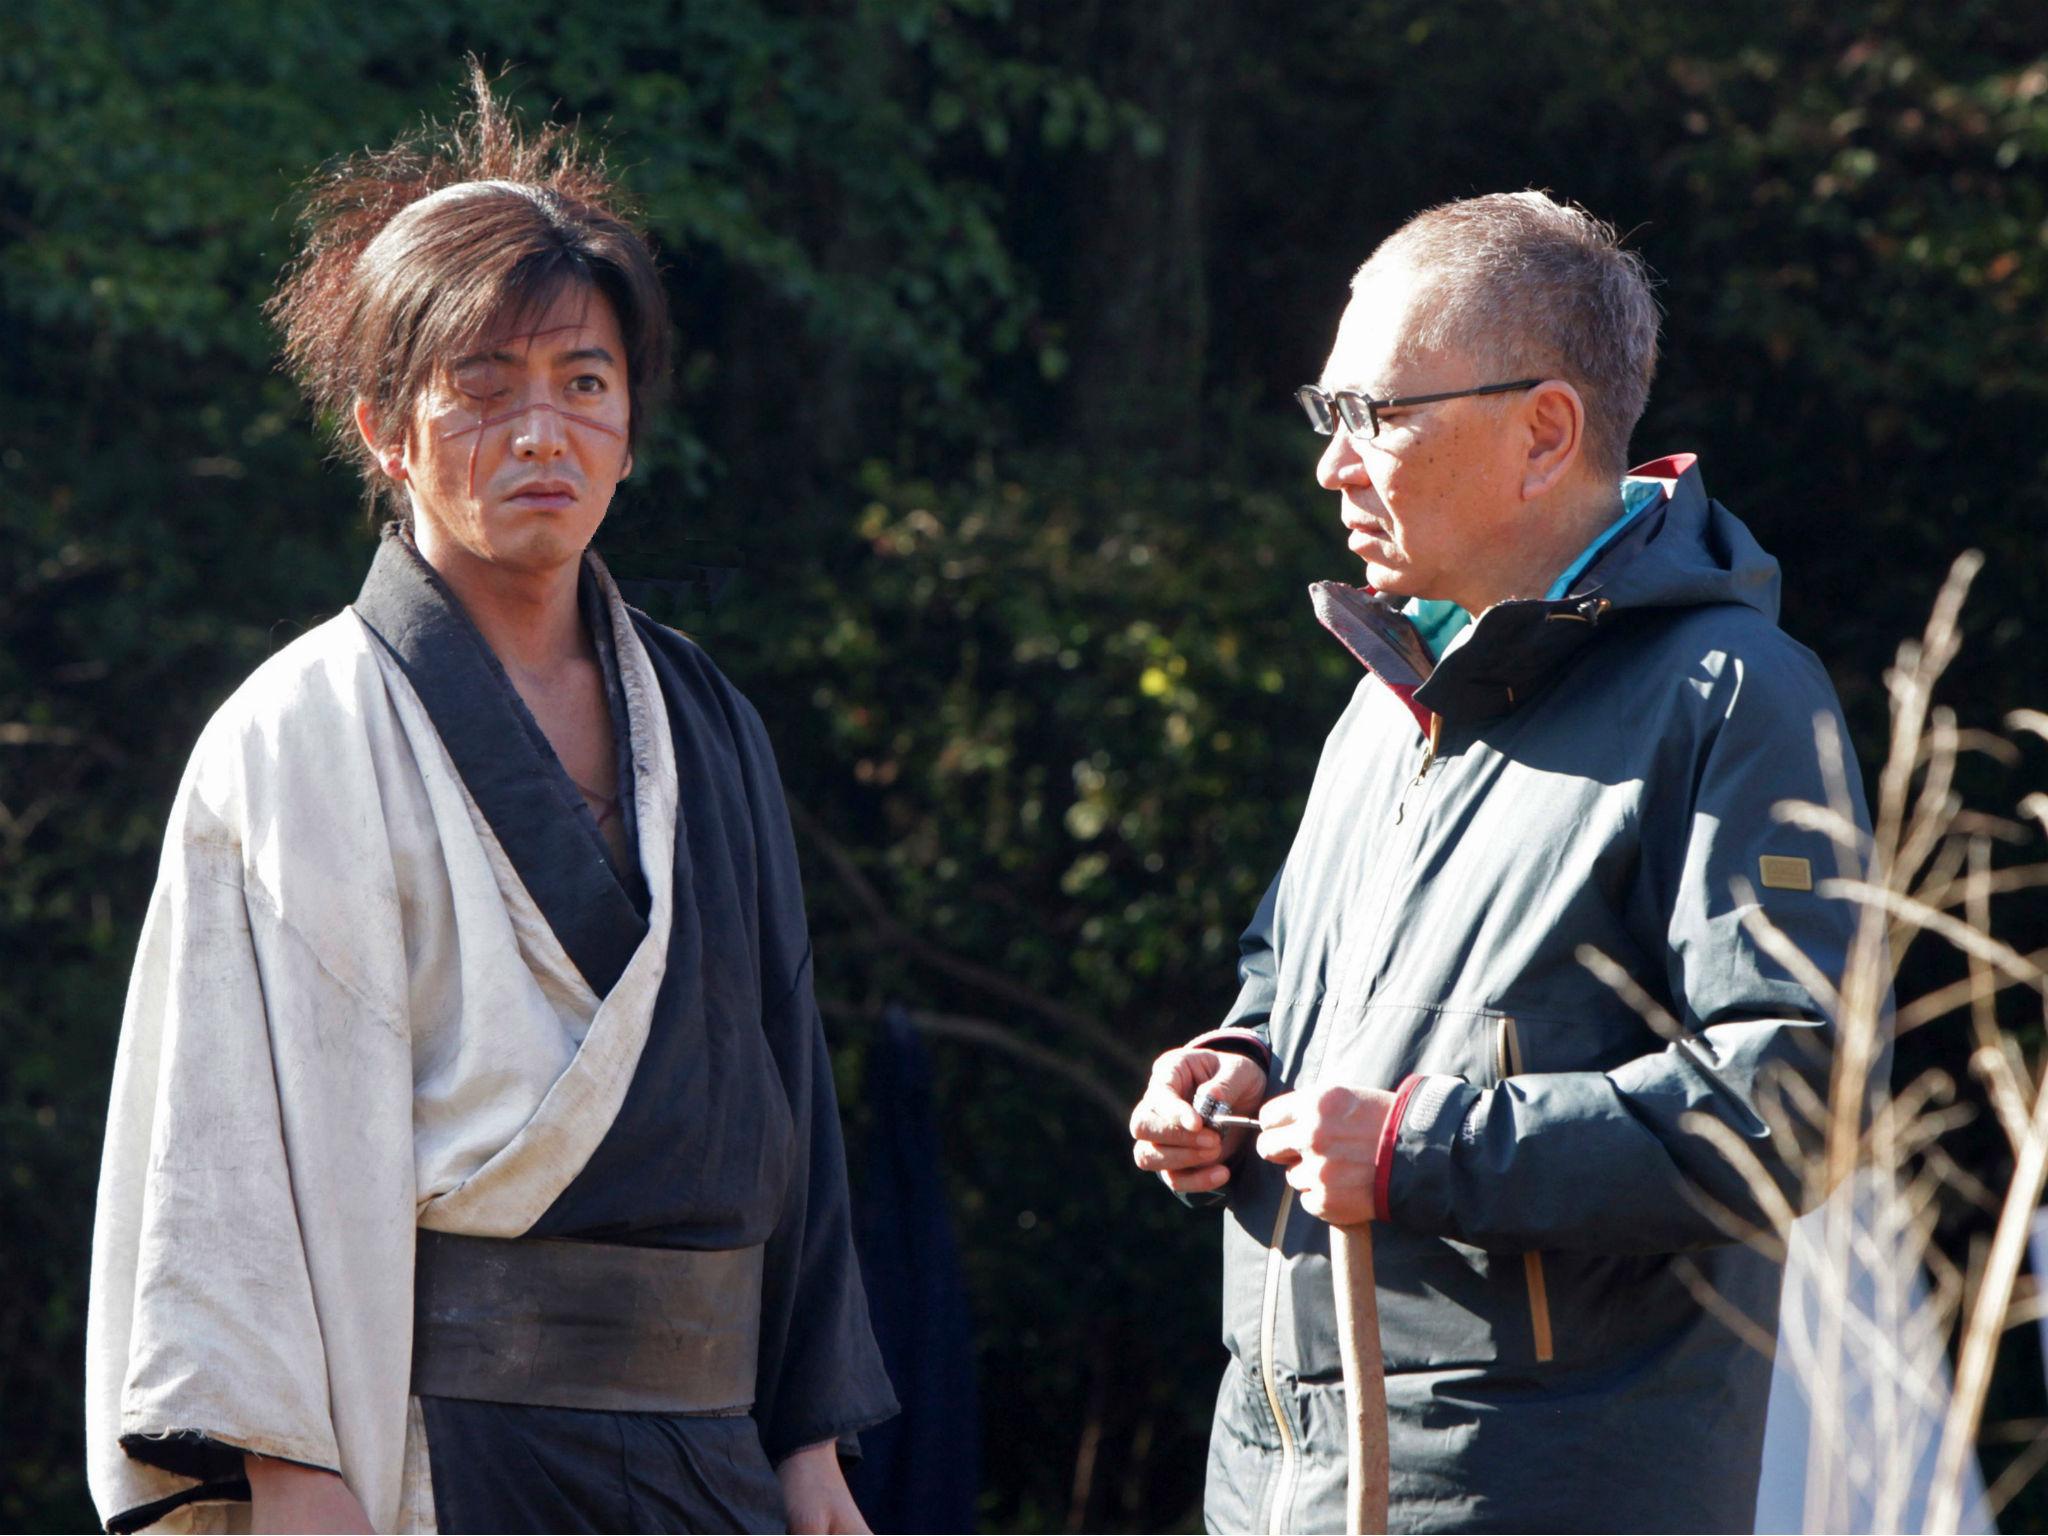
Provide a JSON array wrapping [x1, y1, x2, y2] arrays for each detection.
[[1344, 580, 1440, 736], [1385, 682, 1434, 737], [1374, 1073, 1424, 1221], [1626, 452, 1697, 488]]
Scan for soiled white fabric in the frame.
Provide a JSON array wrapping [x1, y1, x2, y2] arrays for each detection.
[[86, 568, 678, 1533]]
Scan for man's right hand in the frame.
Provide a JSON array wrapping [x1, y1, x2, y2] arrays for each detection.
[[245, 1455, 372, 1534], [1129, 1047, 1269, 1195]]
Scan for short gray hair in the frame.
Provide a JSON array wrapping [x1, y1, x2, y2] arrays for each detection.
[[1357, 191, 1660, 479]]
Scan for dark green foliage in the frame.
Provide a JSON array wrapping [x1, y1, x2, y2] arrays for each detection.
[[3, 1, 2044, 1529]]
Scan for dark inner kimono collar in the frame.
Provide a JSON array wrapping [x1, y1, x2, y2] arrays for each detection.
[[352, 526, 650, 997]]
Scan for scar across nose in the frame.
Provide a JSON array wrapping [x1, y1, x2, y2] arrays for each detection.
[[438, 402, 625, 444], [437, 402, 625, 498]]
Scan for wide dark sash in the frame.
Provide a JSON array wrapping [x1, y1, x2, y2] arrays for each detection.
[[351, 528, 650, 997], [411, 1230, 763, 1413]]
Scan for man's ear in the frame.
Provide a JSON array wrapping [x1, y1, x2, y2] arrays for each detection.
[[620, 449, 634, 482], [353, 398, 408, 482], [1520, 379, 1584, 500]]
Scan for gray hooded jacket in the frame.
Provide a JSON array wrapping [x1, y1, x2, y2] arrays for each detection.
[[1193, 457, 1866, 1534]]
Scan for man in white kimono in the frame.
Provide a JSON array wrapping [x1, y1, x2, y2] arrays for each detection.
[[86, 78, 894, 1535]]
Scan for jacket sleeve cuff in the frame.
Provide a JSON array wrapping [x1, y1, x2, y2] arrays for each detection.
[[1382, 1073, 1479, 1234], [1373, 1074, 1425, 1220], [1186, 1027, 1271, 1074]]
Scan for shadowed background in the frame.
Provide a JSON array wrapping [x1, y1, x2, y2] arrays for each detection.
[[3, 1, 2045, 1529]]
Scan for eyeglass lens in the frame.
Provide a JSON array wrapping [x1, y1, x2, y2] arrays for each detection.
[[1297, 388, 1335, 435], [1335, 396, 1375, 436], [1298, 388, 1381, 438]]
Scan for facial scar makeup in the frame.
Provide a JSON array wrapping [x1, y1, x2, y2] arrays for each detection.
[[437, 314, 625, 498], [438, 402, 626, 499]]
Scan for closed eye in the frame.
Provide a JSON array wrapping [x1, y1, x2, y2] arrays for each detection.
[[452, 362, 513, 402]]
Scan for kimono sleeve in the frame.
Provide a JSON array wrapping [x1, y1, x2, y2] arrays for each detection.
[[86, 797, 340, 1532], [731, 703, 899, 1463]]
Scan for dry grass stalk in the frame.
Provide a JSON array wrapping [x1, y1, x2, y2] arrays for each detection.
[[1588, 551, 2047, 1531]]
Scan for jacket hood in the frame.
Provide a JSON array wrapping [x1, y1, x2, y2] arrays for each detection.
[[1588, 454, 1780, 621], [1309, 454, 1783, 724]]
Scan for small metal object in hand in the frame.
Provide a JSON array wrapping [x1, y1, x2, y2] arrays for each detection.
[[1192, 1088, 1262, 1132]]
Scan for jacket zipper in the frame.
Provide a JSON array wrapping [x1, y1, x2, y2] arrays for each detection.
[[1266, 706, 1448, 1527], [1393, 712, 1443, 824], [1264, 706, 1446, 1529], [1495, 1017, 1555, 1363], [1259, 1189, 1300, 1534]]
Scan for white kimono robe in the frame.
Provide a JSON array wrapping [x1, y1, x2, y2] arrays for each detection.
[[86, 542, 893, 1533]]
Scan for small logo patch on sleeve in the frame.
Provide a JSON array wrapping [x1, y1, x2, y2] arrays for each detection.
[[1759, 855, 1814, 892]]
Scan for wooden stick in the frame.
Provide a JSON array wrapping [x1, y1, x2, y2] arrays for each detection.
[[1329, 1221, 1390, 1534]]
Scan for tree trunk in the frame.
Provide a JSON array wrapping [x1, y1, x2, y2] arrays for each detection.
[[1061, 0, 1223, 458]]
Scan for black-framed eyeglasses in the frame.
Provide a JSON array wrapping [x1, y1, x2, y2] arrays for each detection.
[[1296, 378, 1543, 439]]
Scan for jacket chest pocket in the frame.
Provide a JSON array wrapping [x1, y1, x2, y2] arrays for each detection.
[[1495, 1016, 1556, 1364]]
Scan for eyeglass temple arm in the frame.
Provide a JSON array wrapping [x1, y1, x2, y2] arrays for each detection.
[[1377, 378, 1545, 408]]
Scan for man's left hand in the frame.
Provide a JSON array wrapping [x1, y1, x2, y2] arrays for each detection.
[[777, 1441, 870, 1535], [1255, 1085, 1397, 1227]]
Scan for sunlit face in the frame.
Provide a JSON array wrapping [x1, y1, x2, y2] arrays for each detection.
[[388, 283, 633, 580], [1314, 267, 1526, 609]]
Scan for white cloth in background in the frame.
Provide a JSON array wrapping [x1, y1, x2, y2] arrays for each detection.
[[1755, 1175, 1995, 1533], [2032, 1209, 2048, 1410]]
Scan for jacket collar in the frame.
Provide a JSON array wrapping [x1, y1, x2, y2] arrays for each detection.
[[1309, 455, 1722, 724]]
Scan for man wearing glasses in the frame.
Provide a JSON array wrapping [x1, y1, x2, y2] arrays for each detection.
[[1129, 192, 1866, 1531]]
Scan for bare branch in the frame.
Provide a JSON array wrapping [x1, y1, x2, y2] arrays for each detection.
[[1871, 554, 1980, 888], [1925, 863, 2048, 911], [1676, 1110, 1799, 1256], [1947, 811, 2032, 844], [2003, 1283, 2048, 1332], [1773, 798, 1874, 857], [1929, 1073, 2048, 1532], [1911, 832, 1971, 917], [1984, 1421, 2048, 1521], [2019, 793, 2048, 842], [1918, 1144, 2002, 1216], [1574, 944, 1687, 1043], [2006, 709, 2048, 743], [1820, 880, 2048, 996], [1769, 1061, 1833, 1143], [1979, 1418, 2048, 1444], [1922, 1242, 1966, 1338], [0, 722, 82, 746], [818, 997, 1133, 1125], [1811, 713, 1869, 887], [1672, 1256, 1777, 1359], [1731, 877, 1841, 1013], [791, 798, 1151, 1077], [1968, 1045, 2034, 1153], [1895, 707, 1961, 888], [1920, 728, 2022, 768], [0, 794, 57, 855], [1894, 946, 2048, 1032]]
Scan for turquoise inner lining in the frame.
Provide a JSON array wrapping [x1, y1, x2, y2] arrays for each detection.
[[1543, 475, 1664, 601], [1405, 598, 1473, 660], [1405, 476, 1667, 660]]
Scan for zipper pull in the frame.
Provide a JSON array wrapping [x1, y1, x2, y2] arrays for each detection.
[[1394, 713, 1443, 824]]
